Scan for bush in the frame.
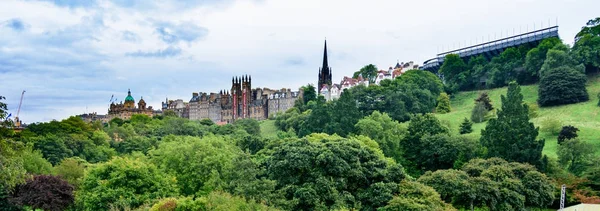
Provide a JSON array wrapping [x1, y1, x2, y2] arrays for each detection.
[[436, 93, 452, 114], [470, 102, 488, 123], [540, 118, 562, 135], [527, 103, 539, 118], [538, 66, 589, 106], [475, 92, 493, 111], [558, 125, 579, 145], [11, 175, 74, 211], [459, 118, 473, 134]]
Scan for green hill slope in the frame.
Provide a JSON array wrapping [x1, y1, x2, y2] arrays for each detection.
[[436, 74, 600, 158]]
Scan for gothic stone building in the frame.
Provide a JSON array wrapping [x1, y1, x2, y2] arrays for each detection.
[[186, 75, 301, 124], [108, 89, 154, 120]]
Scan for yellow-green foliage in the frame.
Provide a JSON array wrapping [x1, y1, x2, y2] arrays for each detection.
[[435, 74, 600, 158], [150, 192, 277, 211]]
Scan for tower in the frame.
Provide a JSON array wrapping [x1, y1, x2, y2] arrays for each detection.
[[318, 40, 332, 93], [124, 89, 135, 109]]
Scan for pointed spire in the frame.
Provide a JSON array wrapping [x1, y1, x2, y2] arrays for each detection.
[[322, 39, 329, 71], [232, 77, 234, 83]]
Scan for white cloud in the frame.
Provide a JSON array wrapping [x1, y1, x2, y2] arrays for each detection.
[[0, 0, 599, 122]]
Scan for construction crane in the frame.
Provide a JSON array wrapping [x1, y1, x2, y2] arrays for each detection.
[[14, 90, 25, 128]]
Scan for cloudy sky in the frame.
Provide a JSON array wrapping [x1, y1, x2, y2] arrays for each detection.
[[1, 0, 598, 123]]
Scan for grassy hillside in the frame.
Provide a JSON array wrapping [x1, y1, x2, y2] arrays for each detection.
[[260, 119, 279, 139], [260, 74, 600, 159], [436, 74, 600, 158]]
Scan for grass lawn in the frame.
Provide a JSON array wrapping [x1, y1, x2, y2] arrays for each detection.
[[436, 74, 600, 159], [260, 120, 279, 139]]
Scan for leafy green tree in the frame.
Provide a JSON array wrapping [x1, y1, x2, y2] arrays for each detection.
[[149, 135, 240, 196], [10, 175, 74, 211], [575, 17, 600, 40], [223, 153, 278, 205], [380, 181, 454, 211], [328, 91, 361, 137], [353, 64, 378, 83], [424, 158, 554, 210], [480, 82, 545, 166], [521, 171, 555, 209], [302, 84, 317, 106], [466, 55, 489, 90], [299, 95, 330, 137], [538, 66, 589, 106], [0, 140, 27, 190], [459, 118, 473, 134], [163, 110, 178, 117], [76, 156, 178, 210], [572, 34, 600, 73], [396, 70, 444, 97], [524, 38, 562, 82], [558, 139, 596, 176], [439, 54, 468, 90], [30, 134, 73, 165], [265, 136, 405, 210], [199, 118, 215, 126], [436, 93, 451, 114], [403, 114, 449, 175], [355, 111, 407, 161], [53, 157, 86, 188], [20, 147, 53, 175], [234, 118, 261, 137], [416, 134, 463, 172], [0, 95, 15, 138], [418, 169, 470, 203], [558, 125, 579, 145]]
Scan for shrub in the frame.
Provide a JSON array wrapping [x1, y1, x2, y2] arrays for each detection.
[[436, 93, 451, 114], [538, 66, 589, 106], [558, 125, 579, 145], [475, 92, 493, 111], [471, 102, 488, 123], [459, 118, 473, 134], [540, 118, 562, 135], [10, 175, 74, 211], [527, 103, 539, 118]]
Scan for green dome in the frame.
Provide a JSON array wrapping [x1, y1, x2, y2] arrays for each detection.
[[125, 89, 135, 102]]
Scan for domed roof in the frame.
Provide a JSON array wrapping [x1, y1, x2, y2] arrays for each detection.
[[139, 96, 146, 103], [125, 89, 135, 102]]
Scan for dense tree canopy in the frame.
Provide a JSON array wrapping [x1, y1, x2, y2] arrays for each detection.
[[353, 64, 378, 83], [265, 135, 406, 210], [76, 156, 178, 210], [420, 158, 554, 210]]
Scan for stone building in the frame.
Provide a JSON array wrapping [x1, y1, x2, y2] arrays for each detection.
[[108, 89, 154, 120], [185, 76, 302, 124], [161, 98, 189, 118], [77, 112, 108, 123], [189, 92, 222, 123], [267, 88, 301, 117]]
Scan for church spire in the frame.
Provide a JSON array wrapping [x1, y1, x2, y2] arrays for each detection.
[[322, 40, 329, 71]]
